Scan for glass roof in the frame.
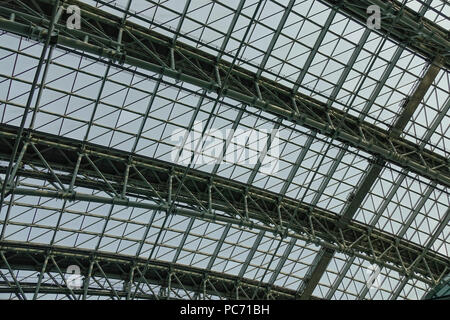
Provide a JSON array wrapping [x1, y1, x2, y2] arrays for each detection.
[[0, 0, 448, 300]]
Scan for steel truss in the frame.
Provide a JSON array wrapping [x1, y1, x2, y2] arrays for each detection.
[[0, 0, 448, 300], [298, 50, 445, 299], [0, 241, 301, 300], [0, 125, 447, 287], [321, 0, 449, 70], [0, 0, 448, 188]]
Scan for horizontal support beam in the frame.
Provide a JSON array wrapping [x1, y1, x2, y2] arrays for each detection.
[[0, 125, 447, 285], [0, 282, 161, 300], [0, 241, 296, 299], [0, 0, 448, 187]]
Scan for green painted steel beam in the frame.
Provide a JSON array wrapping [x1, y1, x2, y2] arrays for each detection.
[[322, 0, 450, 69], [0, 0, 448, 188], [298, 248, 334, 300], [0, 241, 298, 299], [297, 54, 445, 300], [0, 125, 447, 285]]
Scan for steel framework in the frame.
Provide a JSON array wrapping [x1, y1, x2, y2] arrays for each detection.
[[0, 0, 448, 300]]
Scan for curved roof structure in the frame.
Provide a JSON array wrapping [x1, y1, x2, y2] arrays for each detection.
[[0, 0, 448, 300]]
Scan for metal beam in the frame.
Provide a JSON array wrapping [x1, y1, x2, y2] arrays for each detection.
[[293, 25, 375, 299], [0, 0, 448, 187], [297, 248, 334, 299], [390, 56, 444, 136], [238, 231, 265, 279], [0, 0, 60, 239], [296, 53, 444, 299], [0, 125, 447, 285], [320, 0, 450, 69], [0, 283, 162, 300], [0, 241, 299, 300]]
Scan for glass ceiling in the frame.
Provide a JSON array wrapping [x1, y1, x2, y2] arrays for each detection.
[[0, 0, 448, 300]]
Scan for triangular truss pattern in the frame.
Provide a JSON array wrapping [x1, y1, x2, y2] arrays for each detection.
[[0, 0, 448, 300]]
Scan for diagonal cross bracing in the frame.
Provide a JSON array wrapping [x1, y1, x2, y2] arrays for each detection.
[[0, 0, 448, 188], [297, 53, 445, 299], [0, 241, 301, 299], [320, 0, 449, 69], [0, 125, 447, 286]]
